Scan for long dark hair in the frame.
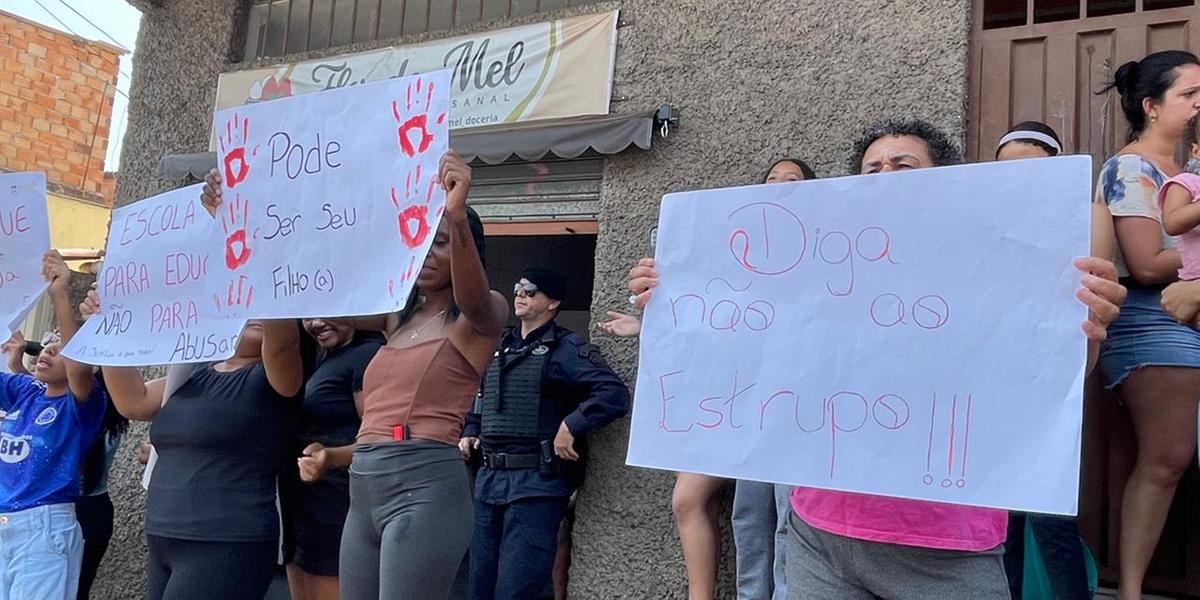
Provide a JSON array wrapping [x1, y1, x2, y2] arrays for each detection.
[[94, 370, 129, 439], [761, 158, 817, 182], [1099, 50, 1200, 142]]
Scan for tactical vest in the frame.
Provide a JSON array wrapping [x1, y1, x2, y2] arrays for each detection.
[[480, 326, 557, 442]]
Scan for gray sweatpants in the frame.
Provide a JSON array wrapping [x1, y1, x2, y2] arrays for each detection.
[[732, 481, 791, 600], [785, 511, 1009, 600], [340, 442, 474, 600]]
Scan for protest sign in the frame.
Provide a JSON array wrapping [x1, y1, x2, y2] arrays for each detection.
[[626, 156, 1092, 515], [208, 70, 450, 319], [1, 172, 50, 335], [63, 185, 243, 366]]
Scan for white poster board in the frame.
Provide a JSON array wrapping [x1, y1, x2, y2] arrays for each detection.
[[208, 70, 450, 319], [0, 172, 51, 335], [63, 185, 244, 365], [626, 157, 1092, 516]]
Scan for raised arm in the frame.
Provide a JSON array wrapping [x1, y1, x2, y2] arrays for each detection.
[[262, 320, 304, 397], [43, 251, 94, 401], [103, 370, 167, 422], [439, 151, 506, 336], [80, 288, 166, 420]]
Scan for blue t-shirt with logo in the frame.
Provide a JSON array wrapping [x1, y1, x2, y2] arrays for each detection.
[[0, 373, 106, 512]]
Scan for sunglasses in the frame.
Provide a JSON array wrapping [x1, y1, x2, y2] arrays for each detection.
[[513, 282, 540, 297]]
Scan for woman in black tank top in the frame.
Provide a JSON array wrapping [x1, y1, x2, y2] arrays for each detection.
[[77, 301, 305, 600]]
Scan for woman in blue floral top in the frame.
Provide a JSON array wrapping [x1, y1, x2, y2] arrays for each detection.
[[1093, 50, 1200, 600]]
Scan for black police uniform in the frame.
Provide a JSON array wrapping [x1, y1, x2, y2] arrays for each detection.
[[463, 320, 629, 600]]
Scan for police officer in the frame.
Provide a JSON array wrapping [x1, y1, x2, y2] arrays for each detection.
[[460, 266, 629, 600]]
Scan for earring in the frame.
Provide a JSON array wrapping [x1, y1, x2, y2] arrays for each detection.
[[1151, 115, 1159, 123]]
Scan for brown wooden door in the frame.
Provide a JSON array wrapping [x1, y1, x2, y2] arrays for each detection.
[[968, 2, 1200, 596], [968, 0, 1199, 168]]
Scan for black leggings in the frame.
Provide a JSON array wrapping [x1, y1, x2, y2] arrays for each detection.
[[146, 535, 276, 600], [340, 441, 474, 600], [75, 493, 114, 599]]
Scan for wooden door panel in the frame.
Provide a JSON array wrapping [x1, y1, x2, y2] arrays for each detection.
[[1011, 37, 1049, 124]]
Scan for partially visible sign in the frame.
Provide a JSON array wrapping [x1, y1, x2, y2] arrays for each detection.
[[0, 172, 50, 334], [214, 10, 617, 139], [207, 71, 450, 319], [63, 185, 244, 365]]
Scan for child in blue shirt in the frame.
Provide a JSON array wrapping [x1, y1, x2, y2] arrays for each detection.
[[0, 251, 106, 600]]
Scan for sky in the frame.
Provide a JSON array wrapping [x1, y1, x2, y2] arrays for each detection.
[[2, 0, 141, 171]]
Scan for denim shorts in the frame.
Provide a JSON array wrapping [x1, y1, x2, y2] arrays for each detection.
[[0, 503, 84, 600], [1098, 285, 1200, 389]]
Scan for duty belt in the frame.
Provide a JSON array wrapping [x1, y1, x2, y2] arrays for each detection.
[[481, 451, 541, 470]]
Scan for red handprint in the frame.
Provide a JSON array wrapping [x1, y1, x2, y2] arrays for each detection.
[[220, 195, 257, 270], [387, 256, 419, 300], [390, 165, 439, 250], [213, 274, 254, 313], [391, 77, 446, 158], [218, 113, 259, 189]]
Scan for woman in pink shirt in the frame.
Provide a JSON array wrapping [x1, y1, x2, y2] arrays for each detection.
[[628, 119, 1126, 599]]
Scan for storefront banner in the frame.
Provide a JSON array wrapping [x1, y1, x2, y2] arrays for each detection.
[[215, 10, 617, 135]]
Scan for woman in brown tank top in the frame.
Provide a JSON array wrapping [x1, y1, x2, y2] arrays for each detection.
[[339, 150, 508, 600]]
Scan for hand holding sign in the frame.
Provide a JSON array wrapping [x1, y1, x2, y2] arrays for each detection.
[[1075, 256, 1124, 343], [2, 330, 25, 356], [79, 288, 99, 320], [42, 250, 70, 296], [201, 170, 223, 217], [628, 257, 657, 309], [439, 151, 471, 218]]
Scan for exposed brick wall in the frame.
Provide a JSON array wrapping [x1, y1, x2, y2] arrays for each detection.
[[0, 10, 122, 205]]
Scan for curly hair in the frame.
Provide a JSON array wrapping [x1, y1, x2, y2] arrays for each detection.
[[847, 119, 963, 174]]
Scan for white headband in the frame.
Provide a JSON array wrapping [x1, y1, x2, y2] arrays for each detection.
[[997, 130, 1063, 153]]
